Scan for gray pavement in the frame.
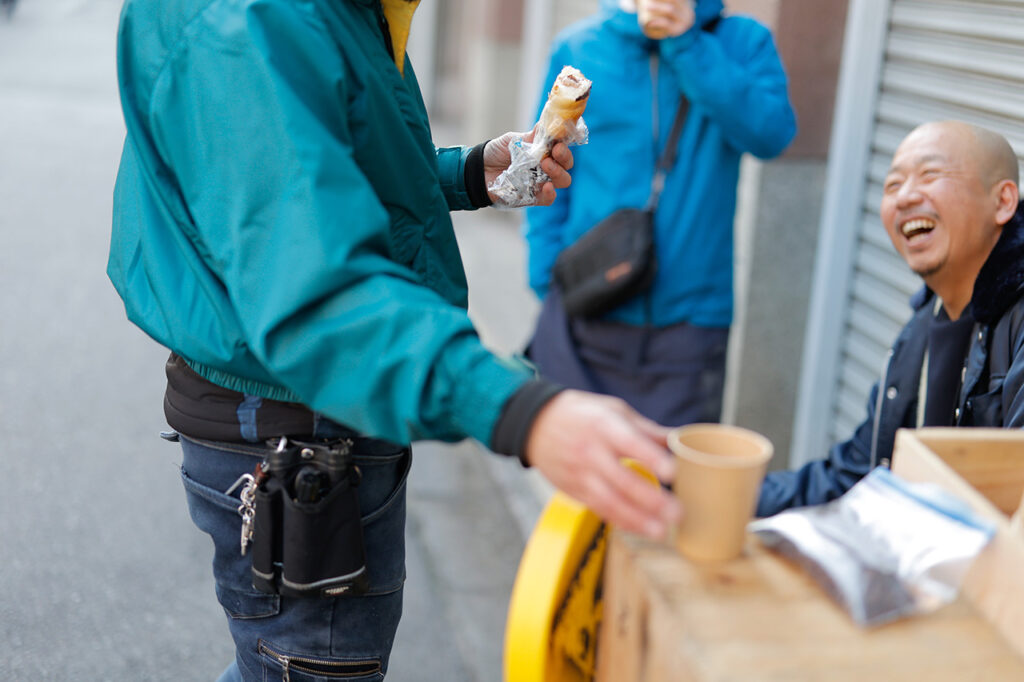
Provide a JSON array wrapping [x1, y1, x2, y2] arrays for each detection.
[[0, 2, 547, 680]]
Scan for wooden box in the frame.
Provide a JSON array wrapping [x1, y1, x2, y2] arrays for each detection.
[[595, 428, 1024, 682], [890, 427, 1024, 659]]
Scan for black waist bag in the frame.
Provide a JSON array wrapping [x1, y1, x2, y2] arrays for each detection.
[[552, 208, 656, 318]]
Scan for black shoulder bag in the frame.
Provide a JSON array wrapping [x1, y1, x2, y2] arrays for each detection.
[[552, 55, 689, 319]]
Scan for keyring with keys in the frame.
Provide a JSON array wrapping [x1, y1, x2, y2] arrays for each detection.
[[226, 463, 268, 556]]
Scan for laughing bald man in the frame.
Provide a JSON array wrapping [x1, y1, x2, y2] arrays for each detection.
[[758, 121, 1024, 516]]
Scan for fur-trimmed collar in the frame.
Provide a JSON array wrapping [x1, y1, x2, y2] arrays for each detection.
[[971, 200, 1024, 324], [908, 200, 1024, 322]]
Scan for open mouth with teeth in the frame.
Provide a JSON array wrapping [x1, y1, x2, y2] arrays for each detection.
[[900, 218, 936, 239]]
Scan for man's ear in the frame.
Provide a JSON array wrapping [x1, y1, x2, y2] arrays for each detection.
[[994, 180, 1019, 226]]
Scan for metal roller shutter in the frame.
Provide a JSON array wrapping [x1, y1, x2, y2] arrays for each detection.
[[827, 0, 1024, 446]]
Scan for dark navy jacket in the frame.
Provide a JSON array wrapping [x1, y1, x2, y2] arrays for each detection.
[[758, 201, 1024, 517]]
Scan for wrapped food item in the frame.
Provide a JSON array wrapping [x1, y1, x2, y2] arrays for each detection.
[[488, 66, 592, 208], [750, 468, 996, 627]]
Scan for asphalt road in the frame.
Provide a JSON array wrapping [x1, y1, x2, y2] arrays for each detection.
[[0, 2, 546, 679]]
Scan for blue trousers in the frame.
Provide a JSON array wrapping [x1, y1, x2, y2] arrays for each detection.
[[528, 288, 729, 426], [179, 421, 411, 681]]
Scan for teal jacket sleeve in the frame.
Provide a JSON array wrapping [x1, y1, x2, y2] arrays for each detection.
[[523, 47, 572, 299], [659, 18, 796, 159], [436, 145, 478, 212], [147, 0, 530, 446]]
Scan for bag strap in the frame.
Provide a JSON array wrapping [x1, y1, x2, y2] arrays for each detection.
[[645, 55, 689, 212], [644, 12, 722, 212]]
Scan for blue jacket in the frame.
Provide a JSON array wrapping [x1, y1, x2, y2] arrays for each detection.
[[108, 0, 533, 448], [758, 202, 1024, 516], [524, 0, 796, 327]]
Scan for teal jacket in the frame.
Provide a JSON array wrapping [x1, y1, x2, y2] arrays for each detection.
[[109, 0, 532, 447]]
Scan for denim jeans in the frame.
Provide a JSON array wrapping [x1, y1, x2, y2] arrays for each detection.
[[178, 420, 411, 681]]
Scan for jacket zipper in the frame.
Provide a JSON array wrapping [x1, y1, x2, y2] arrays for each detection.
[[869, 348, 893, 469], [372, 2, 395, 60], [955, 323, 985, 425]]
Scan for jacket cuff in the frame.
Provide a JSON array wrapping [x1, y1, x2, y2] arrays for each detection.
[[464, 140, 493, 208], [490, 379, 564, 466]]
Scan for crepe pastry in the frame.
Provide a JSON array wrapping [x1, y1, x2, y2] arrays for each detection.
[[537, 66, 592, 144]]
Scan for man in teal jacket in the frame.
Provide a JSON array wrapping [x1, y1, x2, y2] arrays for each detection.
[[108, 0, 680, 678], [526, 0, 796, 425]]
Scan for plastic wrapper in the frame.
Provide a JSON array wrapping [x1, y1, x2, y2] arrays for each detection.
[[488, 66, 592, 208], [749, 468, 996, 627]]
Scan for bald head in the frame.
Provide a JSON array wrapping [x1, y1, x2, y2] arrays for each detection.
[[908, 120, 1019, 188], [972, 123, 1020, 187], [882, 120, 1021, 319]]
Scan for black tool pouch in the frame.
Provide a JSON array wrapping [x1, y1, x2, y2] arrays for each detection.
[[251, 476, 284, 594], [280, 470, 368, 598], [250, 438, 370, 599]]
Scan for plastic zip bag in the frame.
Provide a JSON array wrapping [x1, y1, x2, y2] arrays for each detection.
[[750, 467, 996, 627]]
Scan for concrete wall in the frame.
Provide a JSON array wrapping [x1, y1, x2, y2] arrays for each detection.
[[432, 0, 528, 138], [517, 0, 598, 128], [451, 0, 598, 139], [462, 0, 527, 141], [722, 0, 848, 470]]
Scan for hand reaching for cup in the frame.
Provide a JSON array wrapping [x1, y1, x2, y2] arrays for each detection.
[[523, 390, 682, 539]]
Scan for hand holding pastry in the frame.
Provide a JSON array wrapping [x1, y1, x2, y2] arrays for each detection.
[[484, 131, 574, 207], [487, 66, 591, 207]]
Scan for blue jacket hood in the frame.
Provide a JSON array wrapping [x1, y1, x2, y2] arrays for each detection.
[[598, 0, 725, 39]]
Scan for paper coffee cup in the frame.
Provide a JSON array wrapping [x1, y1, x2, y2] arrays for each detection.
[[669, 424, 773, 562]]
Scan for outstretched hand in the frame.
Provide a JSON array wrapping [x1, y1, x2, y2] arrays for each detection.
[[524, 390, 682, 539], [483, 129, 574, 207]]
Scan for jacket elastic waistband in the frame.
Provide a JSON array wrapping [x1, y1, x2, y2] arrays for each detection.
[[184, 358, 304, 404]]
